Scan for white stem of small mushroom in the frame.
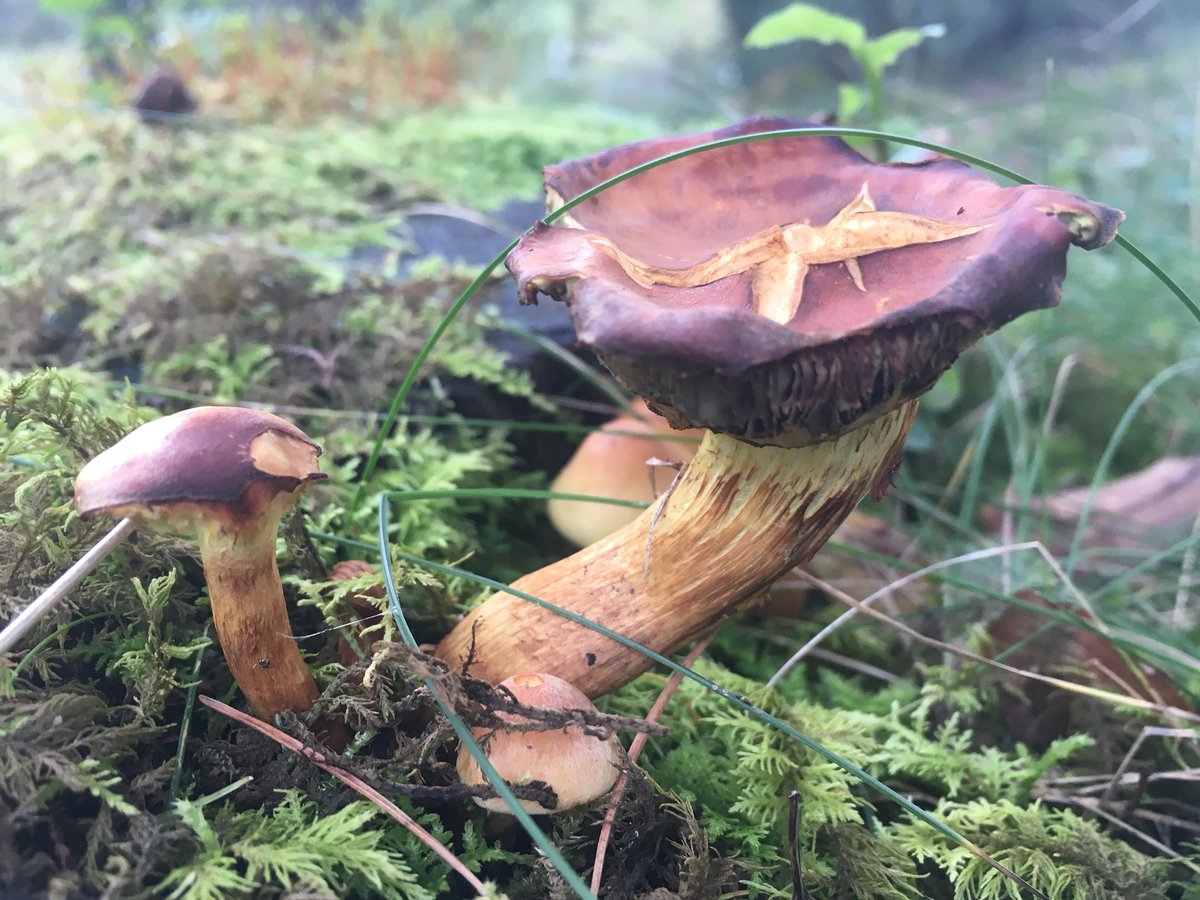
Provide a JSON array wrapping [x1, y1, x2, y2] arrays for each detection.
[[0, 517, 137, 656]]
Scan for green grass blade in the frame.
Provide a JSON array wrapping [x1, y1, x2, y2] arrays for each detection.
[[351, 245, 517, 513], [1065, 357, 1200, 576], [312, 520, 1200, 682], [353, 124, 1196, 519], [385, 487, 646, 508], [1090, 531, 1200, 603], [384, 540, 1049, 900], [1114, 232, 1200, 323], [11, 611, 111, 680], [543, 124, 1193, 329], [488, 320, 632, 410], [376, 501, 597, 900], [826, 540, 1200, 677], [170, 627, 210, 801], [956, 344, 1032, 527], [123, 382, 632, 436]]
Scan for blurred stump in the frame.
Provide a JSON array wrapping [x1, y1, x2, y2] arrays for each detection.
[[133, 68, 197, 123]]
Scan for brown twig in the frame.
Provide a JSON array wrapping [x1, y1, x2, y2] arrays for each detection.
[[198, 695, 487, 894], [1100, 726, 1199, 805], [375, 640, 668, 740], [590, 628, 721, 895]]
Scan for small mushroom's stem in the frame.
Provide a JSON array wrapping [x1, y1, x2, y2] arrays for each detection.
[[197, 505, 318, 721], [436, 401, 918, 697]]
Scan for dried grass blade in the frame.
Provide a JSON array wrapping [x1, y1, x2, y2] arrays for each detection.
[[590, 628, 720, 895], [197, 694, 487, 895], [793, 571, 1200, 724]]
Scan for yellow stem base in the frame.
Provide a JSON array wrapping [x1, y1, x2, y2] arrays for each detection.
[[202, 525, 319, 721]]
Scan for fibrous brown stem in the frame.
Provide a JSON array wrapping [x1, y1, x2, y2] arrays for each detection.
[[436, 401, 918, 697], [200, 516, 318, 721]]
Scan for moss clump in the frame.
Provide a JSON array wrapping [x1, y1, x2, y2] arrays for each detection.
[[599, 658, 1194, 898]]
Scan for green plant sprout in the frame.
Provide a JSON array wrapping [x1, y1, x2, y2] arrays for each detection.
[[744, 4, 944, 150]]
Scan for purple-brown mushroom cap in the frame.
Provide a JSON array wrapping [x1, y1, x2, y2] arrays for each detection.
[[507, 116, 1124, 445], [74, 406, 326, 532]]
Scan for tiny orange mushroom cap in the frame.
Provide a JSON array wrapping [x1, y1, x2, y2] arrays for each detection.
[[74, 406, 327, 721], [456, 672, 623, 814], [548, 399, 703, 547]]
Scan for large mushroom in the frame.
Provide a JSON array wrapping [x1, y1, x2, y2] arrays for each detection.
[[435, 116, 1123, 698], [74, 406, 327, 721]]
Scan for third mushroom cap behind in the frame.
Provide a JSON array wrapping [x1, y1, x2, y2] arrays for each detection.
[[547, 398, 703, 548], [436, 116, 1124, 697]]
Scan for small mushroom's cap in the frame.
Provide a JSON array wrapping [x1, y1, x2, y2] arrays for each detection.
[[548, 399, 703, 547], [508, 116, 1124, 445], [74, 406, 326, 532], [456, 672, 623, 814]]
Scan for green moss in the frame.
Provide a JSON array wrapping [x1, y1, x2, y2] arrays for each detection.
[[2, 18, 1199, 895], [599, 658, 1192, 898], [378, 105, 650, 208]]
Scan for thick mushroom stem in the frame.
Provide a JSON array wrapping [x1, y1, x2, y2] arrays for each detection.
[[436, 401, 917, 697], [196, 497, 318, 721]]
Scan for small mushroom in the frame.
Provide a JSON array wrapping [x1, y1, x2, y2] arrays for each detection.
[[132, 67, 197, 122], [548, 398, 703, 547], [456, 672, 623, 814], [74, 406, 327, 720], [436, 117, 1123, 697], [328, 560, 385, 666]]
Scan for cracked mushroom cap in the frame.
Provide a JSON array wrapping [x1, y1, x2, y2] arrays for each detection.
[[457, 672, 623, 814], [508, 116, 1124, 446], [74, 406, 326, 533]]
